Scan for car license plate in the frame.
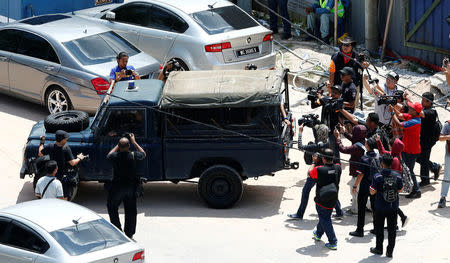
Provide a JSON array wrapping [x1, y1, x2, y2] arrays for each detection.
[[237, 47, 259, 57]]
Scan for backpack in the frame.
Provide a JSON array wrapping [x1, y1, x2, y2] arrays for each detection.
[[319, 183, 338, 205], [382, 173, 398, 203], [431, 114, 442, 144]]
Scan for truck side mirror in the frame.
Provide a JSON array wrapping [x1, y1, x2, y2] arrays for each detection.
[[105, 11, 116, 21]]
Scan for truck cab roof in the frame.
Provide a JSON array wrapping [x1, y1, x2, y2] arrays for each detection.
[[108, 79, 164, 107]]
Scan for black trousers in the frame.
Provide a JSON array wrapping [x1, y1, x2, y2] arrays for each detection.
[[357, 184, 375, 232], [374, 209, 397, 254], [417, 144, 439, 182], [107, 184, 137, 238]]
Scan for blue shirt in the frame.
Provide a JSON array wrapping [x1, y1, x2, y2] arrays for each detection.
[[370, 169, 403, 211], [109, 65, 137, 81]]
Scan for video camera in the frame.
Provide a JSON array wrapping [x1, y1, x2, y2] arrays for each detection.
[[306, 83, 325, 102], [163, 58, 183, 78], [357, 53, 366, 63], [298, 114, 320, 128], [377, 90, 404, 106]]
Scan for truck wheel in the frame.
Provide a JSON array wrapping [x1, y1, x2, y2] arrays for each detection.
[[44, 110, 89, 133], [198, 165, 243, 209]]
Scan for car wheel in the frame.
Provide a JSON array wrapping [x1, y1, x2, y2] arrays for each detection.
[[44, 110, 90, 133], [45, 86, 73, 114], [169, 58, 189, 71], [198, 165, 243, 209]]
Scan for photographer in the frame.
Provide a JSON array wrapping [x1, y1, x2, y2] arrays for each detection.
[[311, 85, 344, 159], [107, 133, 146, 239], [158, 59, 183, 83], [363, 72, 402, 128], [288, 124, 329, 220], [38, 130, 85, 199], [109, 52, 141, 88], [334, 124, 367, 214], [443, 57, 450, 86]]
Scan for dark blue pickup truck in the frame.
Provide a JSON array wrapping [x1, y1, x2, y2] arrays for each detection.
[[20, 70, 297, 208]]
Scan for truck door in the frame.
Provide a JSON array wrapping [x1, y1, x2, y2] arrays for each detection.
[[94, 107, 149, 180]]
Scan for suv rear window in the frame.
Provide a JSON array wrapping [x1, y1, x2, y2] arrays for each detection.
[[50, 219, 129, 256], [63, 31, 139, 66], [191, 6, 258, 35]]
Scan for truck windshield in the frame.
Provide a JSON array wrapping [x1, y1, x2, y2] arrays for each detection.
[[191, 6, 258, 35], [50, 219, 129, 256], [63, 31, 139, 65]]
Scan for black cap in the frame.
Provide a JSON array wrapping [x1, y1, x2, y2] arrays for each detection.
[[55, 130, 69, 142], [422, 92, 434, 102], [387, 71, 399, 81], [339, 67, 355, 77], [331, 85, 342, 93], [339, 36, 356, 45]]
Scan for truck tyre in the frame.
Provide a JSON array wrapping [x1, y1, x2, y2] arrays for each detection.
[[44, 110, 89, 133], [198, 165, 243, 209]]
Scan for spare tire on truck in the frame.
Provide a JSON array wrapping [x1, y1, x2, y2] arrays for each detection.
[[44, 110, 90, 133]]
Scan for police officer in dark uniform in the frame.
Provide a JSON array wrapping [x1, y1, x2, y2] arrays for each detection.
[[38, 130, 85, 199], [107, 133, 146, 239]]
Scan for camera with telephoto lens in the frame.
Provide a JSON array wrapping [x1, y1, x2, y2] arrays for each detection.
[[306, 83, 326, 102], [378, 90, 404, 106], [298, 114, 321, 128], [163, 58, 182, 78]]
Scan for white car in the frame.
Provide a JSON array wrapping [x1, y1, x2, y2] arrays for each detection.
[[0, 199, 145, 263], [74, 0, 276, 70]]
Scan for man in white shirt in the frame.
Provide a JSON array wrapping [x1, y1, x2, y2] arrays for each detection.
[[35, 161, 65, 200]]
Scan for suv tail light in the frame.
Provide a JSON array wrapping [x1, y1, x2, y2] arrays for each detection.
[[263, 34, 273, 42], [132, 250, 145, 261], [205, 42, 231, 52], [91, 77, 110, 95]]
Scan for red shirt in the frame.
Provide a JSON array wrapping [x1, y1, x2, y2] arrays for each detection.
[[401, 116, 421, 154]]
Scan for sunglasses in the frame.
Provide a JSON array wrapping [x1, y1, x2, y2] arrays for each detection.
[[342, 43, 352, 47]]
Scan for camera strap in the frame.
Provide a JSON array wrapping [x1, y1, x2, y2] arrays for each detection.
[[41, 178, 55, 198]]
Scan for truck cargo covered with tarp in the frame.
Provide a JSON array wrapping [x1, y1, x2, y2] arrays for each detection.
[[160, 70, 285, 109]]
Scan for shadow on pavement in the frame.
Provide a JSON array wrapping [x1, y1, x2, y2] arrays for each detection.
[[296, 243, 330, 257], [428, 207, 450, 218], [359, 254, 393, 263], [73, 181, 286, 219], [16, 181, 35, 204], [0, 93, 47, 122]]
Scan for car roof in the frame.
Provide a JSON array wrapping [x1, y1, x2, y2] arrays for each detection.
[[108, 79, 164, 107], [5, 14, 110, 43], [160, 70, 284, 109], [0, 199, 101, 232], [133, 0, 233, 14]]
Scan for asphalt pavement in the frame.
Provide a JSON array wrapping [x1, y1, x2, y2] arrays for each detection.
[[1, 90, 449, 263]]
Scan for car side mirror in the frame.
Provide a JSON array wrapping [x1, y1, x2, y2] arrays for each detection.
[[105, 11, 116, 21]]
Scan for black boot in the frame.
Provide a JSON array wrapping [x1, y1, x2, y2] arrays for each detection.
[[370, 247, 383, 255]]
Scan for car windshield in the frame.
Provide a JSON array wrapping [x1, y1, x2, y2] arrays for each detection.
[[63, 31, 139, 66], [191, 6, 258, 35], [50, 219, 129, 256]]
